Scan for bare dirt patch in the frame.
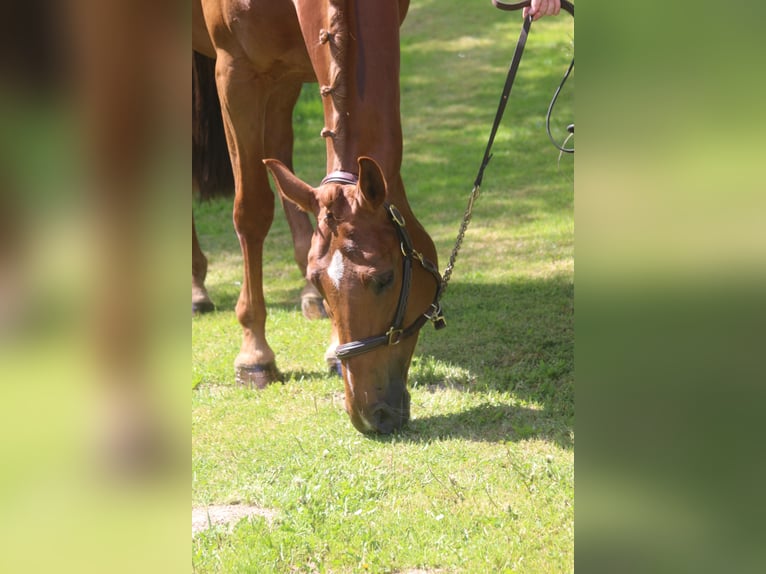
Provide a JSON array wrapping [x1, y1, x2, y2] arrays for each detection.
[[192, 504, 277, 537]]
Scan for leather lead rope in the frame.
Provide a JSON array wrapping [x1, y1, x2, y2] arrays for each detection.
[[474, 10, 532, 189], [440, 0, 574, 297]]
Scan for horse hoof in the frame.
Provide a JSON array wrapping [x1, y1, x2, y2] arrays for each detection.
[[327, 358, 342, 378], [235, 363, 282, 389], [301, 294, 327, 320], [192, 300, 215, 315]]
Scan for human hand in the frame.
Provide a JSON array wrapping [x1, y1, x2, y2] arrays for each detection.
[[522, 0, 561, 21]]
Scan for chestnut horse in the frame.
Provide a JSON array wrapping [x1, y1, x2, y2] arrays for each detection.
[[195, 0, 442, 433]]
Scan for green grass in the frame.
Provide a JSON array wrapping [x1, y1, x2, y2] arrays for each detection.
[[193, 3, 573, 572]]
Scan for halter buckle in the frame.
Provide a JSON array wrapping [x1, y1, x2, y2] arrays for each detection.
[[386, 327, 403, 346], [426, 303, 447, 330], [388, 204, 406, 227]]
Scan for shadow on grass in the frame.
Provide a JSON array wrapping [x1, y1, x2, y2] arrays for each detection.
[[202, 285, 311, 315], [418, 279, 572, 392], [193, 367, 331, 391], [382, 276, 573, 448], [398, 401, 573, 450]]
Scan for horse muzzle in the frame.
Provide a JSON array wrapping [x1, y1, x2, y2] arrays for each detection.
[[349, 380, 411, 434]]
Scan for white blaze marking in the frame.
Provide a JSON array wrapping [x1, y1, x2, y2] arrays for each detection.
[[328, 249, 344, 290]]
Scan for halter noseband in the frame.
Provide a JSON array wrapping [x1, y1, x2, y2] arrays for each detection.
[[319, 172, 445, 360]]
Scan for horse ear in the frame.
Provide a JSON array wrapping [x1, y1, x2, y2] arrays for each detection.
[[357, 156, 387, 211], [263, 159, 318, 215]]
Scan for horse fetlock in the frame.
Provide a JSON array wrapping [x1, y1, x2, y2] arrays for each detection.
[[192, 285, 215, 314], [324, 344, 341, 377], [326, 357, 342, 378], [300, 283, 327, 321]]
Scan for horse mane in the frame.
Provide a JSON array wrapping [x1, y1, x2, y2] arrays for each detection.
[[320, 0, 350, 145], [192, 50, 234, 200], [320, 0, 405, 178]]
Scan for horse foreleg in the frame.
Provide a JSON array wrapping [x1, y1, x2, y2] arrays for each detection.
[[216, 54, 280, 388], [264, 80, 326, 320], [192, 211, 215, 314]]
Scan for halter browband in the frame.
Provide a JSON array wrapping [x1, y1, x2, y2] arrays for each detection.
[[334, 202, 446, 361], [321, 171, 359, 186]]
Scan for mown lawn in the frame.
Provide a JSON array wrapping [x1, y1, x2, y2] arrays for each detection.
[[193, 2, 573, 572]]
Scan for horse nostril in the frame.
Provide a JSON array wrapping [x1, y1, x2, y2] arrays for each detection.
[[371, 404, 399, 434]]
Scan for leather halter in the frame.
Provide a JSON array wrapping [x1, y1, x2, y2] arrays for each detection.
[[334, 203, 446, 360], [318, 172, 446, 360]]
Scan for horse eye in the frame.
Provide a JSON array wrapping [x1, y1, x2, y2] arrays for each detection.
[[371, 271, 394, 293]]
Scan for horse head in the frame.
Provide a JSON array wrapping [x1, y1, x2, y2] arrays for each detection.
[[265, 156, 442, 434]]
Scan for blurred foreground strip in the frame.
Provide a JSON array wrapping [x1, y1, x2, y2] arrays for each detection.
[[0, 1, 188, 572]]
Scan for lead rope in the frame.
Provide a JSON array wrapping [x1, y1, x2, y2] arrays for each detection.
[[439, 0, 574, 299], [440, 9, 533, 297]]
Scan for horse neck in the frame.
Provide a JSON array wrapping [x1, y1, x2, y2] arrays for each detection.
[[295, 0, 405, 192]]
